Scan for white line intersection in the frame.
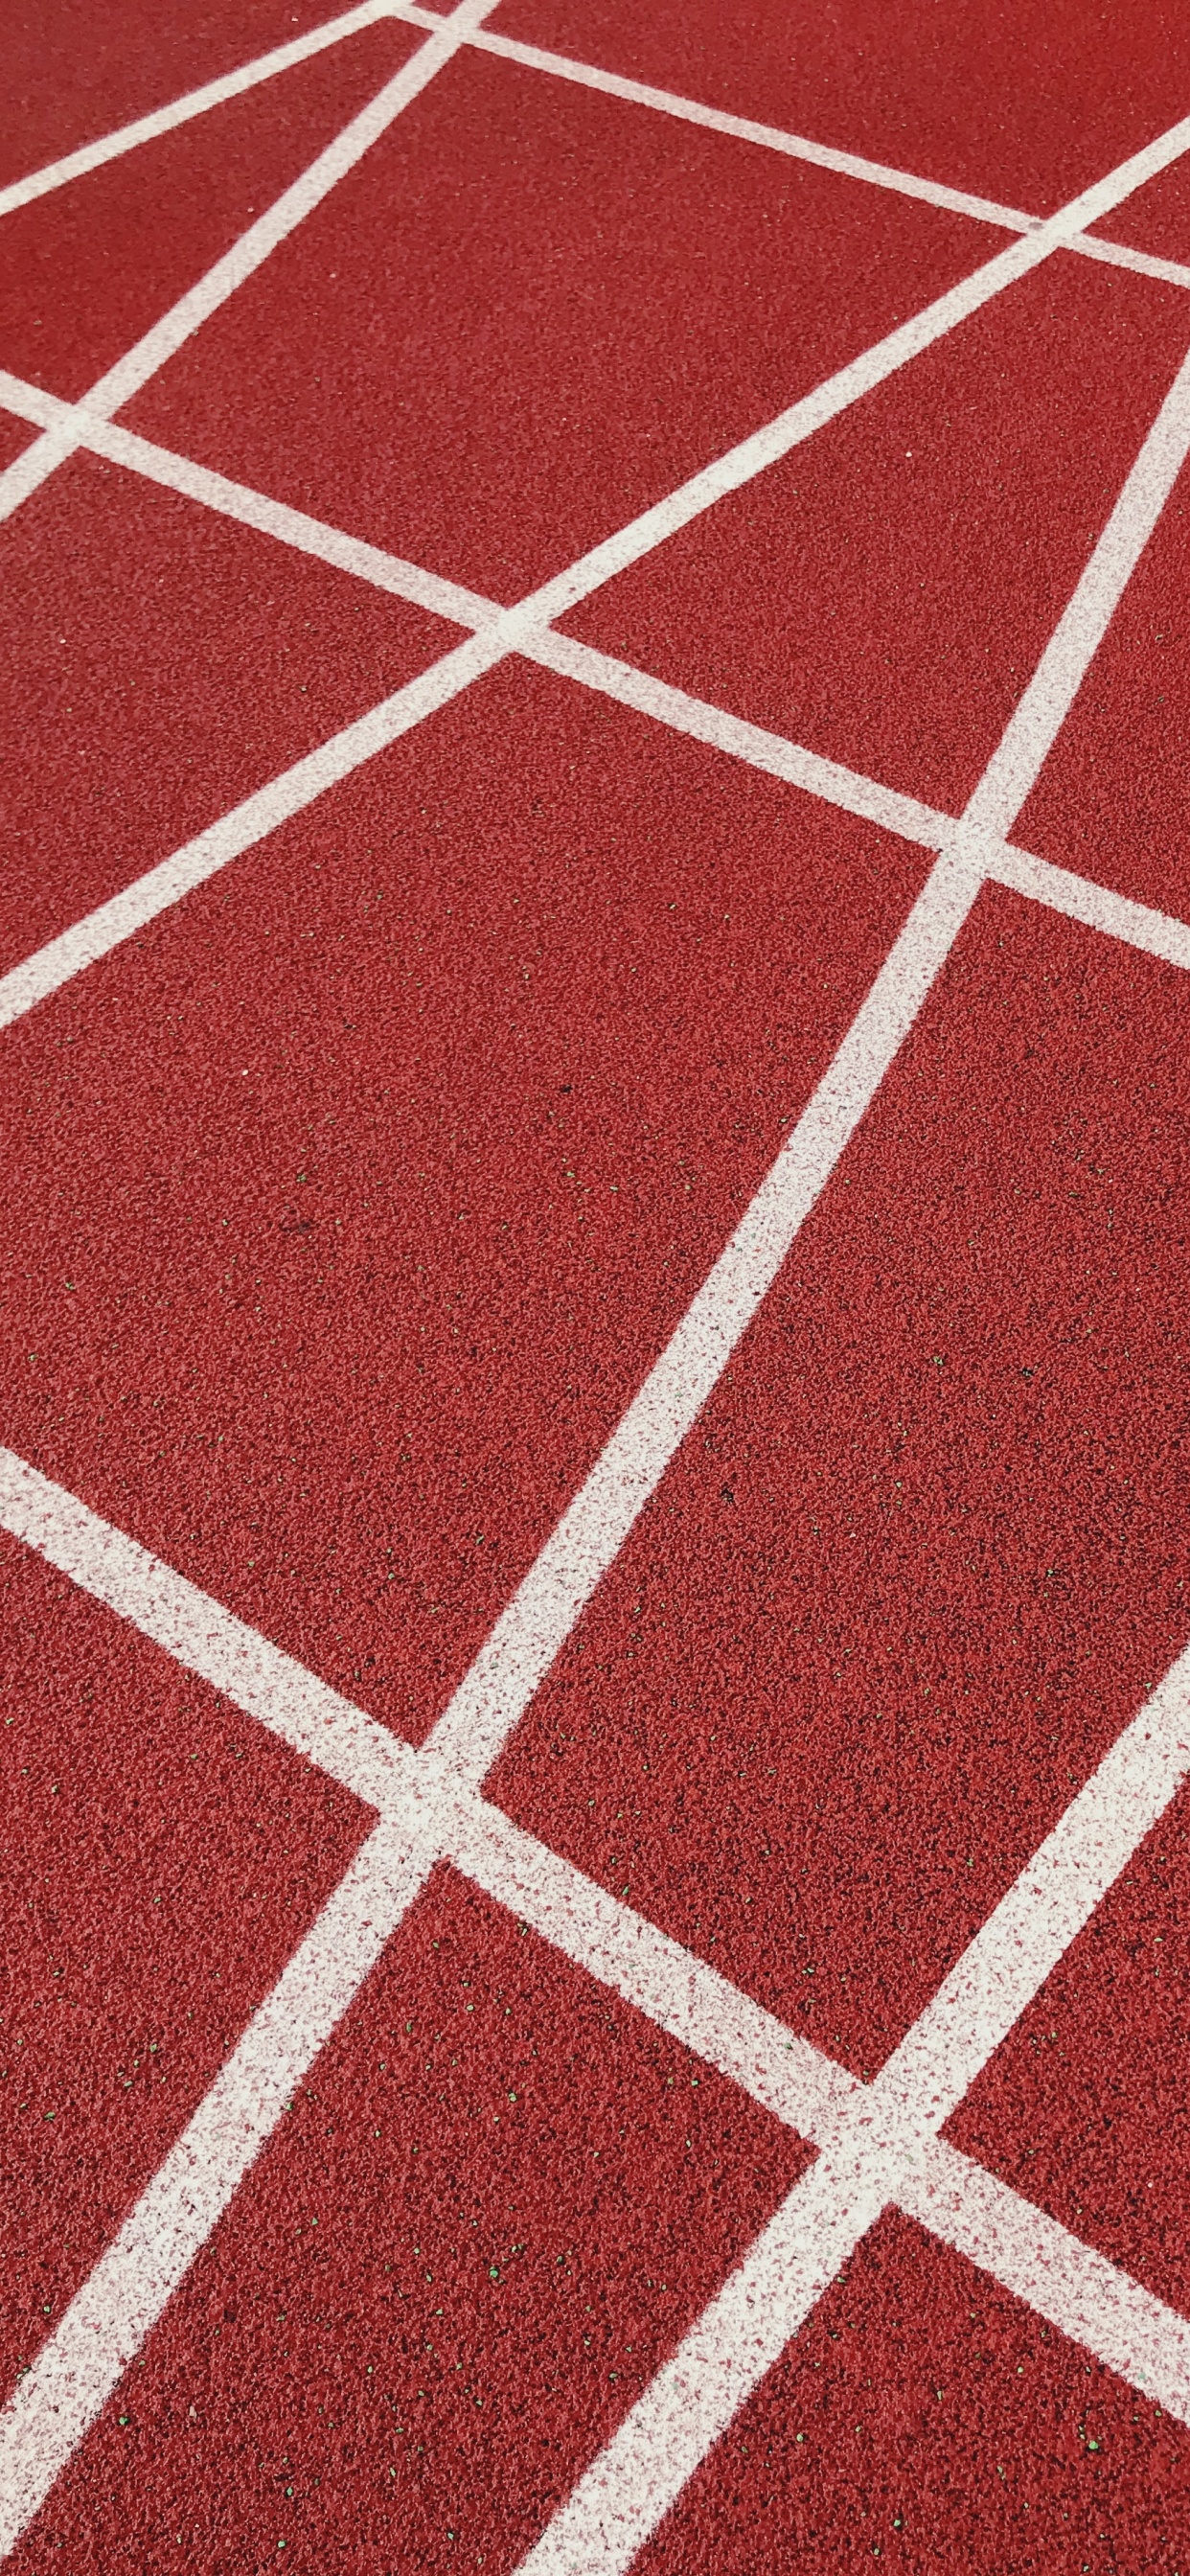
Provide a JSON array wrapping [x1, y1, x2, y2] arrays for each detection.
[[3, 11, 1190, 2565]]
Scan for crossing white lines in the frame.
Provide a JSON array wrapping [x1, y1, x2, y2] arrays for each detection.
[[4, 8, 1190, 2566]]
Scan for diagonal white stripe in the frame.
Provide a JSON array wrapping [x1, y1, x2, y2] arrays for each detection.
[[2, 94, 1188, 1032], [8, 0, 1190, 314], [0, 0, 401, 219], [3, 75, 1190, 2574], [0, 840, 978, 2548], [0, 0, 498, 528], [3, 1438, 1190, 2561], [3, 367, 1190, 986]]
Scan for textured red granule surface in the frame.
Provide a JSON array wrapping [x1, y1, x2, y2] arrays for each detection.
[[949, 1782, 1190, 2321], [122, 51, 995, 599], [565, 257, 1190, 818], [9, 1867, 809, 2572], [491, 887, 1190, 2073], [0, 1527, 366, 2400], [491, 0, 1190, 217], [630, 2212, 1190, 2572], [0, 20, 423, 399], [0, 656, 927, 1739], [0, 411, 36, 471], [0, 449, 453, 974]]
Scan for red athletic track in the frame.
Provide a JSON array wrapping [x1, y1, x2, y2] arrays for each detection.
[[3, 6, 1190, 2572]]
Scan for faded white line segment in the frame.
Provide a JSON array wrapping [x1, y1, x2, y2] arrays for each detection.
[[0, 0, 497, 527], [0, 0, 398, 219]]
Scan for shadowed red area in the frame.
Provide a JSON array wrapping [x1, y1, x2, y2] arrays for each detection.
[[0, 450, 453, 977], [492, 0, 1190, 217], [1018, 455, 1190, 918], [9, 1867, 809, 2573], [565, 257, 1190, 817], [950, 1783, 1190, 2319], [0, 18, 422, 399], [1, 0, 367, 189], [126, 47, 996, 598], [0, 1529, 366, 2399], [631, 2212, 1190, 2570], [491, 890, 1190, 2073], [0, 659, 927, 1742]]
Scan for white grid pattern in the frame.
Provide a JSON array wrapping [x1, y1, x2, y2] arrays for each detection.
[[3, 6, 1190, 2564]]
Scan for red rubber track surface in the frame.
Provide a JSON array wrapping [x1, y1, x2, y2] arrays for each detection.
[[3, 4, 1190, 2572]]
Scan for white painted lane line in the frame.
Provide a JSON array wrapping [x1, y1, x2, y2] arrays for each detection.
[[459, 1800, 1190, 2436], [443, 1791, 862, 2142], [904, 2143, 1190, 2426], [962, 341, 1190, 841], [525, 76, 1190, 636], [515, 2152, 889, 2576], [989, 843, 1190, 969], [874, 1640, 1190, 2129], [0, 624, 509, 1034], [503, 284, 1190, 2567], [0, 851, 979, 2550], [0, 0, 399, 220], [0, 1819, 438, 2563], [8, 0, 1189, 318], [427, 849, 984, 1787], [5, 103, 1190, 2545], [394, 2, 1190, 296], [1071, 231, 1190, 290], [82, 0, 496, 422], [505, 1629, 1190, 2575], [523, 629, 950, 847], [407, 10, 1037, 232], [0, 365, 497, 630], [2, 102, 1187, 1024], [0, 0, 498, 528], [0, 1447, 417, 1815], [3, 1444, 1187, 2473], [5, 371, 1190, 986]]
